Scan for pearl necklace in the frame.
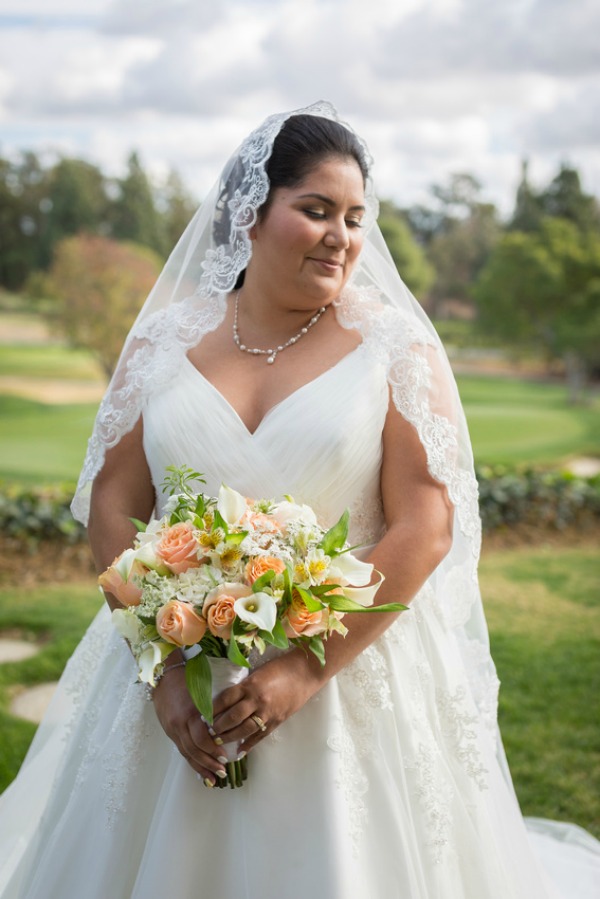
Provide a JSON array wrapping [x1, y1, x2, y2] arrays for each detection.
[[233, 292, 327, 365]]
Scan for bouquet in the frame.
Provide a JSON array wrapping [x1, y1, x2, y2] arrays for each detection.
[[99, 466, 406, 787]]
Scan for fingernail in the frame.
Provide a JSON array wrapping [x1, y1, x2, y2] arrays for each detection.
[[207, 725, 216, 736], [196, 773, 202, 781], [203, 777, 214, 788], [214, 736, 224, 746], [218, 756, 228, 764], [216, 769, 227, 779], [236, 751, 246, 760]]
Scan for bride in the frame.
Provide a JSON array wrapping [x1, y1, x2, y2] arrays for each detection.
[[0, 102, 598, 898]]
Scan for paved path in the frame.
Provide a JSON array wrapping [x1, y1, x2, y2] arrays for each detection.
[[0, 638, 56, 724]]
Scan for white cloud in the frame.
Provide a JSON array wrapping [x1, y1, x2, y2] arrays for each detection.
[[0, 0, 598, 215]]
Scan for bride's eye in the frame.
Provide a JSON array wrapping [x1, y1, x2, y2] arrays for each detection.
[[346, 218, 363, 229], [304, 209, 326, 220]]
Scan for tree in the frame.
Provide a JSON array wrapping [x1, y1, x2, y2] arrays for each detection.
[[39, 158, 108, 266], [377, 201, 434, 298], [110, 152, 167, 256], [510, 160, 543, 233], [473, 218, 600, 402], [42, 234, 161, 378], [539, 164, 599, 232], [403, 174, 500, 315], [157, 169, 198, 250], [0, 151, 50, 290]]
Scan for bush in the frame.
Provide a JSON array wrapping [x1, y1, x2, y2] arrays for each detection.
[[476, 466, 600, 531], [0, 471, 598, 544], [0, 482, 85, 543]]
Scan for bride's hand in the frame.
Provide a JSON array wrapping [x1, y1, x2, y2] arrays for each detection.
[[151, 668, 230, 786], [211, 650, 318, 753]]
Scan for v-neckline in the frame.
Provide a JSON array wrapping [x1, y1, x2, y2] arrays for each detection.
[[183, 344, 364, 437]]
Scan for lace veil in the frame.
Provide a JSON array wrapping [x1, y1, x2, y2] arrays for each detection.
[[71, 101, 500, 756]]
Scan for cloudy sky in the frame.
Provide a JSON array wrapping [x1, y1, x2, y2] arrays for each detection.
[[1, 0, 598, 216]]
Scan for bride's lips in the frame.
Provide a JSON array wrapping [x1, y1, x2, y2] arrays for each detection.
[[308, 257, 343, 273]]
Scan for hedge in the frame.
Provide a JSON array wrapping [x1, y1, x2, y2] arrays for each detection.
[[0, 469, 598, 543]]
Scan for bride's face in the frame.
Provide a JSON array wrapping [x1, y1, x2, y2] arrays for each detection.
[[248, 155, 366, 308]]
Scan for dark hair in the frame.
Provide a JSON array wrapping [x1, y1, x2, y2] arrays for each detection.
[[264, 114, 369, 200]]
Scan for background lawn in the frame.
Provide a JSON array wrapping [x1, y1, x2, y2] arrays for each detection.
[[0, 544, 598, 837]]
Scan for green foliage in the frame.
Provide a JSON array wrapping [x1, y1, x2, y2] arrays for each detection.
[[473, 218, 600, 397], [41, 233, 161, 378], [110, 152, 167, 256], [476, 467, 600, 531], [378, 201, 435, 297], [1, 469, 597, 545], [0, 482, 85, 542]]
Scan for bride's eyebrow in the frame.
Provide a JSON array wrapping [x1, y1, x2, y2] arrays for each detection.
[[296, 192, 366, 213]]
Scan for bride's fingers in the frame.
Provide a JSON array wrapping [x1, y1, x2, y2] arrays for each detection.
[[212, 707, 271, 746], [176, 728, 228, 783]]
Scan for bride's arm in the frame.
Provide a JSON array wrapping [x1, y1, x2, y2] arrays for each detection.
[[211, 398, 454, 751]]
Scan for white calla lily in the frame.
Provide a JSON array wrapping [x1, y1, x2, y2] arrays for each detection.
[[111, 608, 144, 643], [329, 552, 374, 586], [342, 572, 385, 607], [218, 484, 247, 526], [234, 592, 277, 632], [138, 643, 164, 686]]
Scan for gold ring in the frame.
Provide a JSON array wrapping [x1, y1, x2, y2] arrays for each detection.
[[251, 713, 267, 732]]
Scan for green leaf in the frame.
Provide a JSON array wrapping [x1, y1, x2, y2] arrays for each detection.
[[227, 637, 250, 668], [225, 530, 248, 546], [212, 509, 229, 534], [311, 583, 341, 597], [185, 653, 213, 723], [282, 566, 294, 606], [326, 595, 408, 614], [319, 509, 349, 555], [128, 517, 148, 533], [296, 586, 324, 612], [251, 569, 276, 592], [308, 636, 326, 666], [259, 618, 289, 650]]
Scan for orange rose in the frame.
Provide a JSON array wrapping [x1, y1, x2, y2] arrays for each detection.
[[156, 600, 207, 646], [98, 557, 144, 606], [284, 590, 328, 638], [245, 555, 286, 584], [156, 521, 201, 574], [203, 583, 253, 639]]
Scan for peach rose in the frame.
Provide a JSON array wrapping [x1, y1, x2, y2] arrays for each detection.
[[203, 583, 253, 639], [245, 555, 286, 584], [284, 590, 329, 638], [156, 521, 201, 574], [98, 557, 145, 606], [156, 600, 207, 646]]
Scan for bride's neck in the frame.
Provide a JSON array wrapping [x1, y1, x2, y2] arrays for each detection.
[[233, 282, 326, 342]]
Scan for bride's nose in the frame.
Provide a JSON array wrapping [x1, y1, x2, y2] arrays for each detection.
[[323, 219, 350, 249]]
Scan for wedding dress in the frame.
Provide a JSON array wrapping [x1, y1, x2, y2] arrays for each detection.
[[0, 326, 598, 898]]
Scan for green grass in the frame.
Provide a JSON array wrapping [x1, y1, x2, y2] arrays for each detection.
[[0, 344, 103, 381], [0, 546, 598, 837], [480, 545, 600, 834], [0, 331, 599, 484], [0, 395, 97, 483], [457, 375, 600, 465]]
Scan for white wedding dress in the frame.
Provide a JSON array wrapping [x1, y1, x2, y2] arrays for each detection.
[[0, 344, 598, 898]]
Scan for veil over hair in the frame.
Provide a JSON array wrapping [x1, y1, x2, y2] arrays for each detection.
[[72, 100, 500, 763]]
